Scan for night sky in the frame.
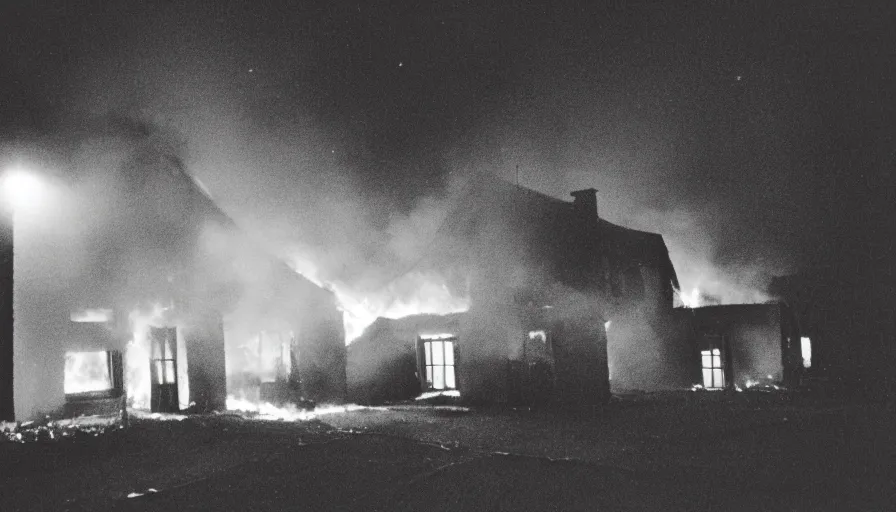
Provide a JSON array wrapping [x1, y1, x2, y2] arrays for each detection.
[[2, 0, 893, 301]]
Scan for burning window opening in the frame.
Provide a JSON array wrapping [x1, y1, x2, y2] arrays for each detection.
[[800, 336, 812, 369], [421, 336, 457, 391], [701, 348, 725, 389], [252, 331, 292, 384], [64, 351, 116, 396], [70, 308, 114, 323], [227, 330, 295, 406]]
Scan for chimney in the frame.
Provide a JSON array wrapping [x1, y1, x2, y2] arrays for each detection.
[[570, 188, 598, 222]]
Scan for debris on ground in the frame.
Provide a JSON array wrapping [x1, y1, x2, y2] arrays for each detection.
[[1, 415, 123, 444]]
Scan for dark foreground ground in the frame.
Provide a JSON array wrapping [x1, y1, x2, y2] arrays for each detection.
[[1, 392, 893, 511]]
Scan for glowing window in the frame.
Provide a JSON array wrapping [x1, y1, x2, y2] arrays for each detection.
[[64, 351, 113, 394], [422, 337, 456, 391], [801, 337, 812, 369], [701, 348, 725, 389]]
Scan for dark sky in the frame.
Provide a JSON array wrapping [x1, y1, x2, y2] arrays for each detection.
[[2, 0, 893, 301]]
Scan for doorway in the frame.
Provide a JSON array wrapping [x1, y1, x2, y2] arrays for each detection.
[[149, 326, 180, 412]]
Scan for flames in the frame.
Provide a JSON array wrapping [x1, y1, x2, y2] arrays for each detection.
[[291, 258, 470, 344], [743, 375, 781, 391], [122, 263, 467, 415], [125, 303, 175, 409], [329, 272, 470, 344], [63, 351, 113, 394], [225, 395, 366, 421], [679, 287, 701, 308]]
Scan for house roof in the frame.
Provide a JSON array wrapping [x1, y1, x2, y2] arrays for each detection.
[[435, 172, 681, 291], [597, 218, 680, 290]]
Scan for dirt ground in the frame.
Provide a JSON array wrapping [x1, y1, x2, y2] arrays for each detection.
[[1, 392, 893, 511]]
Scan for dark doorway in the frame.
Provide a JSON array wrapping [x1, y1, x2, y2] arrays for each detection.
[[149, 327, 179, 412], [524, 330, 555, 404]]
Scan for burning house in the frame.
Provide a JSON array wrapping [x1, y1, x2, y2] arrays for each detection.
[[9, 120, 345, 421], [347, 313, 464, 404], [686, 303, 803, 390], [348, 173, 690, 405]]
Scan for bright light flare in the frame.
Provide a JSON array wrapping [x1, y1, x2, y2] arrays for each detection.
[[1, 167, 45, 213]]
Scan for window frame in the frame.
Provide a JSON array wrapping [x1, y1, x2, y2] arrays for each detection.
[[418, 336, 458, 391], [700, 345, 726, 389]]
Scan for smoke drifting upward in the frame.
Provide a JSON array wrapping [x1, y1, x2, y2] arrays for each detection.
[[3, 1, 893, 320]]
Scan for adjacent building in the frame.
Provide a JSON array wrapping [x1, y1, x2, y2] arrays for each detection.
[[10, 120, 345, 420], [346, 174, 816, 405], [687, 303, 803, 390], [348, 173, 691, 405]]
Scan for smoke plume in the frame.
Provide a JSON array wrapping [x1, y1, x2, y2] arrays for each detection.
[[3, 0, 893, 339]]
